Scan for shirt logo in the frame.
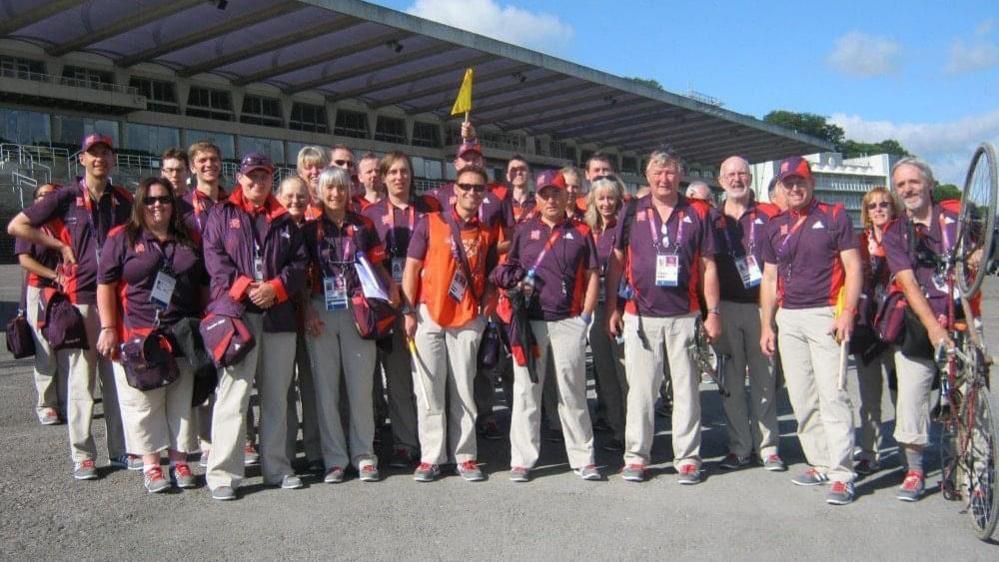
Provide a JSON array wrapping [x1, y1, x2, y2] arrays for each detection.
[[76, 197, 85, 207], [281, 228, 290, 239], [682, 216, 693, 223], [565, 232, 574, 240], [812, 221, 825, 230], [754, 218, 764, 224], [530, 230, 541, 240], [943, 216, 955, 225], [135, 243, 145, 253], [229, 218, 241, 229], [637, 213, 647, 222], [483, 197, 491, 204], [780, 224, 788, 235]]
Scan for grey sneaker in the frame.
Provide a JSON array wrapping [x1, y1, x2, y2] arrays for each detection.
[[323, 466, 345, 484], [677, 464, 701, 485], [280, 475, 303, 489], [171, 464, 196, 489], [509, 466, 530, 482], [575, 464, 601, 481], [719, 453, 751, 470], [621, 464, 646, 482], [211, 486, 236, 501], [359, 464, 380, 482], [457, 460, 485, 482], [791, 468, 829, 486], [110, 454, 143, 471], [897, 471, 925, 502], [73, 459, 97, 480], [144, 467, 170, 494], [243, 443, 260, 466], [762, 454, 787, 472], [826, 481, 856, 505], [38, 408, 60, 425], [413, 462, 440, 482]]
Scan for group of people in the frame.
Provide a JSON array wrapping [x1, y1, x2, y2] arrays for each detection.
[[8, 125, 959, 506]]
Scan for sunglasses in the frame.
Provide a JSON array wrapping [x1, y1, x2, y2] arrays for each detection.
[[866, 201, 891, 210], [455, 182, 486, 194], [333, 159, 354, 167], [144, 196, 174, 206]]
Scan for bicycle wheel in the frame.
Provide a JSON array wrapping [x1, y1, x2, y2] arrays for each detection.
[[957, 142, 998, 299], [962, 376, 999, 540]]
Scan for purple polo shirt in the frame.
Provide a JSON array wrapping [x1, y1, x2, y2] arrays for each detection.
[[712, 203, 774, 304], [22, 178, 133, 305], [360, 195, 441, 260], [180, 187, 228, 235], [14, 234, 60, 289], [502, 193, 538, 229], [505, 216, 598, 321], [759, 198, 858, 309], [433, 182, 506, 228], [612, 194, 715, 317], [882, 202, 959, 318], [98, 227, 206, 333], [302, 211, 386, 296]]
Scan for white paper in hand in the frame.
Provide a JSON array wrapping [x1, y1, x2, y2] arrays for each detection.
[[355, 251, 389, 301]]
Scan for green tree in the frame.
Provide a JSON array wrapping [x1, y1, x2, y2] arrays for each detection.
[[933, 183, 961, 202], [627, 77, 664, 91], [763, 110, 845, 146], [842, 139, 911, 158]]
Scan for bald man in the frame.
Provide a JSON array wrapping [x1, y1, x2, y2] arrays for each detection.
[[685, 181, 714, 204]]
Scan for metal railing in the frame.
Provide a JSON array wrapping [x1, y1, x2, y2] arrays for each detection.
[[11, 170, 37, 209], [0, 67, 140, 96]]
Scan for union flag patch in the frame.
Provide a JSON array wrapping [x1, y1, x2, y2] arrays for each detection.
[[230, 218, 241, 229]]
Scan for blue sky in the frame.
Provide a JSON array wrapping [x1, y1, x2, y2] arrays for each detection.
[[372, 0, 999, 184]]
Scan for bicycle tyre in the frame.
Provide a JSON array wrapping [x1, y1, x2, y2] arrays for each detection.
[[957, 142, 998, 299], [963, 379, 999, 541]]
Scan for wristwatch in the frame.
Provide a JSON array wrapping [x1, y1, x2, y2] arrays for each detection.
[[401, 304, 414, 316], [707, 307, 720, 316]]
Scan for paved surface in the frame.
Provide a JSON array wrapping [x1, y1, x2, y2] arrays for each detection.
[[1, 263, 997, 560]]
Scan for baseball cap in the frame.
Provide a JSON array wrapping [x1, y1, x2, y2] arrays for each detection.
[[456, 140, 483, 159], [80, 133, 114, 153], [777, 156, 812, 182], [535, 169, 567, 192], [239, 152, 274, 175]]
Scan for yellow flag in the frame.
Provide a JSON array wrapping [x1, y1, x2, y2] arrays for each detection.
[[834, 286, 846, 318], [450, 68, 474, 117]]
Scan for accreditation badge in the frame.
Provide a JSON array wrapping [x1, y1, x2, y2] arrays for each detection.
[[150, 271, 177, 309], [735, 255, 763, 288], [448, 268, 468, 302], [323, 275, 348, 311], [655, 254, 679, 287]]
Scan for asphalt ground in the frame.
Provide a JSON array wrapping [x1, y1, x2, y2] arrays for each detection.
[[1, 263, 997, 560]]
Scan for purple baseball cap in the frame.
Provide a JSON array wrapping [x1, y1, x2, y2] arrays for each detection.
[[80, 133, 114, 153], [456, 141, 483, 159], [535, 169, 567, 191], [777, 156, 813, 182], [239, 152, 274, 175]]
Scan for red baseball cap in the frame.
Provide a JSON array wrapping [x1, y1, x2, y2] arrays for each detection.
[[456, 141, 483, 159], [535, 169, 567, 192], [80, 133, 114, 153], [777, 156, 812, 182]]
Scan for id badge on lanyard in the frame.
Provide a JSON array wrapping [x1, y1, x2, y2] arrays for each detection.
[[324, 275, 348, 311], [735, 255, 762, 288], [656, 254, 679, 287], [391, 257, 405, 283], [253, 244, 264, 282], [448, 268, 468, 302], [150, 270, 177, 309]]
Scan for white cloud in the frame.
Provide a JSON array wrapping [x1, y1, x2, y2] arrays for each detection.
[[830, 111, 999, 184], [946, 40, 999, 75], [826, 31, 901, 77], [406, 0, 573, 54], [976, 17, 995, 37]]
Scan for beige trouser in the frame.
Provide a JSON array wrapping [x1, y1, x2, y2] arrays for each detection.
[[26, 285, 64, 416], [412, 304, 484, 465], [622, 312, 701, 468], [510, 317, 594, 469], [717, 300, 779, 459], [112, 359, 197, 455], [305, 298, 378, 470], [589, 305, 627, 441], [194, 396, 255, 451], [287, 333, 322, 463], [206, 313, 296, 489], [379, 325, 420, 452], [776, 306, 855, 483], [892, 348, 935, 447], [63, 303, 126, 463], [855, 347, 895, 460]]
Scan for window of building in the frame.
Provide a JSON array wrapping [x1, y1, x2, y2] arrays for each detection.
[[128, 77, 178, 114], [334, 109, 369, 139], [124, 123, 180, 156], [53, 115, 119, 149], [0, 108, 51, 145], [374, 116, 406, 143], [621, 156, 638, 173], [184, 129, 236, 160], [0, 55, 46, 81], [186, 87, 233, 121], [238, 135, 285, 166], [61, 65, 114, 90], [289, 102, 328, 133], [411, 122, 441, 148], [241, 95, 282, 127]]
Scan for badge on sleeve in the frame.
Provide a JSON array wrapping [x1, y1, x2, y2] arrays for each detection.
[[323, 275, 348, 311], [448, 268, 468, 302], [655, 254, 679, 287], [150, 271, 177, 309], [735, 255, 763, 288]]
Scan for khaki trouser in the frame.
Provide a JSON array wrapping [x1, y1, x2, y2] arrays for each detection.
[[510, 317, 594, 469], [206, 313, 296, 489], [892, 348, 935, 447], [776, 306, 855, 483], [287, 333, 322, 463], [379, 325, 420, 452], [622, 312, 701, 469], [855, 347, 894, 461], [717, 300, 780, 459], [412, 305, 484, 465], [64, 303, 126, 463], [305, 298, 378, 470], [26, 285, 64, 417], [589, 304, 627, 440], [112, 358, 196, 455]]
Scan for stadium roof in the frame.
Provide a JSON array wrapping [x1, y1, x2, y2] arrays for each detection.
[[1, 0, 833, 165]]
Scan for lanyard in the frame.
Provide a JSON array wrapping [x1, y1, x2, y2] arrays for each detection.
[[315, 218, 355, 271], [386, 203, 416, 256], [79, 181, 116, 261], [528, 227, 564, 274], [148, 238, 177, 274], [723, 212, 756, 256], [647, 207, 685, 253], [776, 213, 809, 257]]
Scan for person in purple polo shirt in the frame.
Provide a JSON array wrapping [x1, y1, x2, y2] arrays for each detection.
[[431, 122, 507, 233], [8, 133, 130, 479], [201, 152, 308, 500], [492, 170, 601, 482], [759, 156, 862, 505], [179, 140, 228, 237], [881, 157, 958, 502], [711, 156, 785, 473], [605, 148, 721, 485]]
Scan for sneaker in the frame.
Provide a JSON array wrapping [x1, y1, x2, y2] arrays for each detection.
[[38, 408, 60, 425], [413, 462, 440, 482], [478, 420, 502, 441], [211, 485, 236, 501], [359, 464, 380, 482], [621, 464, 647, 482], [602, 438, 624, 453], [826, 481, 856, 505], [73, 459, 97, 480], [762, 454, 787, 472], [171, 464, 196, 489], [897, 470, 925, 502], [791, 467, 829, 486], [718, 453, 751, 470], [323, 466, 345, 484], [198, 450, 210, 469], [575, 464, 601, 481], [144, 466, 170, 493], [854, 458, 880, 476], [677, 464, 701, 485], [110, 454, 142, 471], [389, 448, 414, 469], [457, 460, 485, 481], [279, 475, 303, 489], [509, 466, 530, 483], [244, 443, 260, 466]]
